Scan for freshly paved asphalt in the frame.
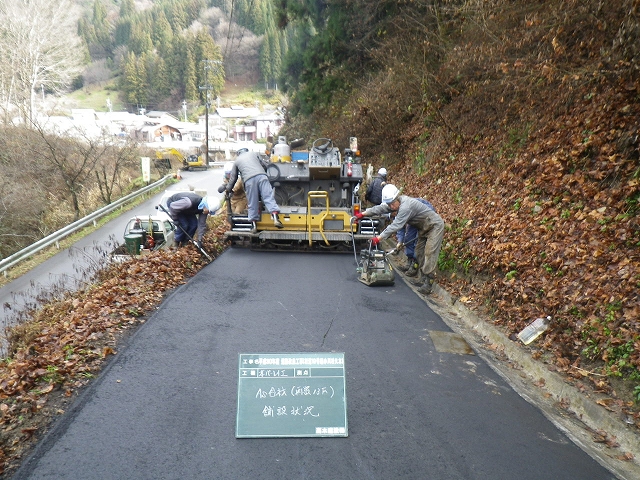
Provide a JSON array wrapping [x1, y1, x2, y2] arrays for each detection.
[[11, 249, 616, 479]]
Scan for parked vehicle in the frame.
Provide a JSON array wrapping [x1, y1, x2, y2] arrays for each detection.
[[110, 215, 176, 261], [155, 148, 208, 171]]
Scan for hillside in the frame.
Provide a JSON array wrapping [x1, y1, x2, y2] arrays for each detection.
[[281, 0, 640, 421]]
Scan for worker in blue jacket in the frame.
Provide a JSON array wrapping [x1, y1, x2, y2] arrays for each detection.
[[166, 192, 210, 247]]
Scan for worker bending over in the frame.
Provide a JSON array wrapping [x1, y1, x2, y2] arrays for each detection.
[[167, 192, 210, 248], [356, 184, 444, 294]]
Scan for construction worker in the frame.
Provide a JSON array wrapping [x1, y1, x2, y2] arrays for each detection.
[[265, 135, 274, 156], [218, 161, 248, 214], [396, 198, 437, 277], [355, 184, 444, 295], [223, 149, 284, 232], [365, 167, 387, 205], [166, 192, 211, 247]]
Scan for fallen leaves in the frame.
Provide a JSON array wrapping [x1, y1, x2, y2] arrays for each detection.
[[0, 219, 228, 475], [388, 8, 640, 450]]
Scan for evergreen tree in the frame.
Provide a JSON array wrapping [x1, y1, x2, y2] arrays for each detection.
[[129, 23, 153, 56], [235, 0, 249, 27], [186, 30, 223, 103], [166, 0, 187, 32], [250, 0, 268, 35], [152, 9, 174, 53], [78, 0, 112, 58], [270, 29, 282, 90], [184, 48, 198, 102], [260, 32, 273, 89], [184, 0, 206, 25], [114, 17, 132, 47], [147, 54, 170, 105], [122, 52, 141, 105], [167, 35, 188, 97], [277, 31, 289, 90], [135, 53, 149, 106], [91, 0, 112, 57], [77, 17, 95, 48], [119, 0, 136, 18]]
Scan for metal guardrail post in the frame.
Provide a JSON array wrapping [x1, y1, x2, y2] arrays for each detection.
[[0, 175, 173, 276]]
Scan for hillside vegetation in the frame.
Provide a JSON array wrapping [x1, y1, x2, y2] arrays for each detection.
[[281, 0, 640, 419]]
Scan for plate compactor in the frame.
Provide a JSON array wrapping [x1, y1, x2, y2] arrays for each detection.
[[355, 240, 395, 286]]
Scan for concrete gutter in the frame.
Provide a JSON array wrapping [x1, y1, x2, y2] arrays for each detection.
[[391, 256, 640, 480]]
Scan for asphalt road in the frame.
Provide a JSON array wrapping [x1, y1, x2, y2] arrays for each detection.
[[11, 249, 615, 480], [0, 168, 224, 329]]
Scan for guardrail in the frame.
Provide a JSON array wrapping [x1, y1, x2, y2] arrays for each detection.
[[0, 175, 173, 276]]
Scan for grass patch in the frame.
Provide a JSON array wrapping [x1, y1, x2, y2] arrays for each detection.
[[64, 81, 125, 112]]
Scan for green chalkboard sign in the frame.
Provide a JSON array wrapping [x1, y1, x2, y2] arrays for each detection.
[[236, 352, 348, 438]]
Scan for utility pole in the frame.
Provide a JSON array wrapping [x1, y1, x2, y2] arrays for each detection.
[[199, 60, 222, 165], [182, 100, 187, 122]]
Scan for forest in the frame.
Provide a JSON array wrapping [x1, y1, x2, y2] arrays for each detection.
[[78, 0, 293, 111], [0, 0, 293, 258]]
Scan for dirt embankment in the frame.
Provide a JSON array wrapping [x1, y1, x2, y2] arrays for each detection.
[[285, 0, 640, 430]]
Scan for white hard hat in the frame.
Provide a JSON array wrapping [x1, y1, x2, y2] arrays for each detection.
[[378, 167, 387, 176], [381, 184, 400, 204], [223, 161, 234, 175]]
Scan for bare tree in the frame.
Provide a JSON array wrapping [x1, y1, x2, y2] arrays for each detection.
[[0, 0, 85, 124], [0, 125, 60, 256], [94, 138, 141, 205], [26, 120, 101, 221]]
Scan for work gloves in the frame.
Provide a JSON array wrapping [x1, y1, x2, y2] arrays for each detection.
[[351, 211, 365, 224], [371, 236, 380, 246]]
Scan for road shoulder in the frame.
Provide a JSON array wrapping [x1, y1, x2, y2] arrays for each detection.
[[399, 268, 640, 480]]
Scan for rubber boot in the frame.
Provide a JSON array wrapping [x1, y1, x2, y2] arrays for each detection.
[[396, 262, 410, 272], [418, 274, 435, 295], [272, 212, 284, 228], [397, 257, 414, 272], [405, 262, 419, 277], [408, 272, 424, 286]]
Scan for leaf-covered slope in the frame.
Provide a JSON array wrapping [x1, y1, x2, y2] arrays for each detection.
[[283, 0, 640, 420]]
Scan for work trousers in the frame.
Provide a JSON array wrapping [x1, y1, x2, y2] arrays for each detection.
[[414, 219, 445, 277], [398, 225, 419, 260], [245, 174, 280, 221], [174, 214, 198, 243]]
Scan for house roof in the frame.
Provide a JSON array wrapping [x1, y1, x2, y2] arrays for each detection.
[[214, 107, 261, 119], [146, 111, 179, 121], [70, 109, 97, 120], [254, 110, 284, 121]]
